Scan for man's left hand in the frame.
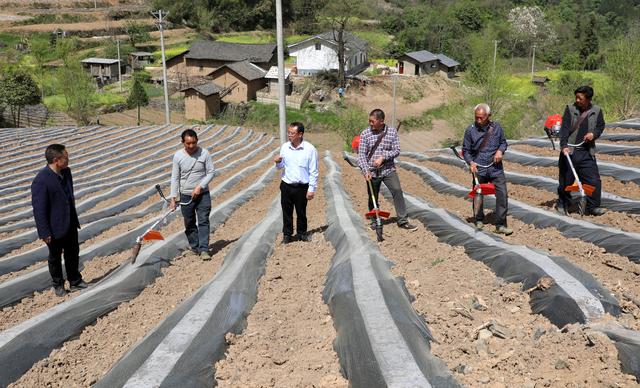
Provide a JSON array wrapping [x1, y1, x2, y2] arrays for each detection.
[[306, 191, 315, 200], [192, 186, 202, 198], [583, 132, 594, 142], [373, 157, 384, 168], [493, 150, 503, 163]]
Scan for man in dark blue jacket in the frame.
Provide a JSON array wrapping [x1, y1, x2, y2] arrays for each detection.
[[31, 144, 87, 296], [462, 103, 512, 235]]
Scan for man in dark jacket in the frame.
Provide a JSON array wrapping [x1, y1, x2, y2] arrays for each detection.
[[462, 103, 512, 235], [31, 144, 87, 296], [557, 85, 606, 216]]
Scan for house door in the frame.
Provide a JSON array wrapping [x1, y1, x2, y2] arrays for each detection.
[[399, 61, 404, 74], [414, 65, 420, 76]]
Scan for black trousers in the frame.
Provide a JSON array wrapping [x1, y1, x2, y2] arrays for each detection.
[[557, 149, 602, 210], [472, 173, 509, 227], [280, 181, 308, 237], [47, 225, 82, 287]]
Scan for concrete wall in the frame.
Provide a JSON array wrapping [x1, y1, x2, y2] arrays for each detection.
[[399, 59, 438, 76]]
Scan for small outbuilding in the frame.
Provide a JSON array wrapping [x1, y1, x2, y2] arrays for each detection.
[[181, 83, 223, 121], [532, 76, 550, 86], [208, 60, 267, 103], [129, 52, 154, 70], [262, 66, 293, 97], [397, 50, 439, 76], [81, 58, 121, 82], [435, 54, 460, 78]]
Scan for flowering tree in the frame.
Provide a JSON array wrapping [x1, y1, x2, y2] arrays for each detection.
[[507, 6, 556, 56]]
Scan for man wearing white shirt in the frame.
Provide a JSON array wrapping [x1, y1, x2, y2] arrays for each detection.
[[274, 122, 319, 244]]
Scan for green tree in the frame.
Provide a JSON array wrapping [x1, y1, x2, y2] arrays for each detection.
[[603, 31, 640, 119], [127, 78, 149, 125], [29, 36, 50, 100], [0, 71, 41, 127], [124, 21, 151, 46], [465, 32, 509, 116], [320, 0, 363, 88], [56, 61, 95, 125]]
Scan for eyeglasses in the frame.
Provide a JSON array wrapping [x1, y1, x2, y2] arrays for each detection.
[[287, 131, 300, 136]]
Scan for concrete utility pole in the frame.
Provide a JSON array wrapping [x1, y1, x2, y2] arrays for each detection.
[[531, 44, 536, 81], [275, 0, 286, 144], [392, 74, 397, 128], [117, 39, 122, 92], [492, 40, 498, 76], [153, 10, 171, 125]]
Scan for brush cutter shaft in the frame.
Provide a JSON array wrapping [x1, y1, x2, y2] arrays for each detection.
[[564, 152, 585, 196]]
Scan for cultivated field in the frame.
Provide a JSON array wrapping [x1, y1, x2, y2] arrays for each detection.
[[0, 123, 639, 387]]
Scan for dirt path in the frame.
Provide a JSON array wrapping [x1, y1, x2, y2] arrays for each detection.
[[215, 171, 346, 387]]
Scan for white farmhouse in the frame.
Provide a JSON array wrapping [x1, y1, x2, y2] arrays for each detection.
[[287, 31, 369, 76]]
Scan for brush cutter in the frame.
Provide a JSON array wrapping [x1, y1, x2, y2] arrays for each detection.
[[449, 146, 496, 198], [365, 178, 387, 242], [129, 185, 193, 264], [563, 149, 595, 216]]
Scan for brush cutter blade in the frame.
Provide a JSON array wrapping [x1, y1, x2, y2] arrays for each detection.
[[365, 210, 391, 219], [565, 182, 596, 196], [375, 225, 384, 242], [142, 230, 164, 241], [130, 243, 142, 264], [578, 197, 587, 216], [467, 183, 496, 198]]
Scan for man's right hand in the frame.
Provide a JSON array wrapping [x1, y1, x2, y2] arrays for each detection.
[[169, 198, 177, 211], [470, 162, 478, 174], [42, 236, 52, 244], [562, 147, 570, 156], [364, 172, 372, 181], [274, 155, 283, 163]]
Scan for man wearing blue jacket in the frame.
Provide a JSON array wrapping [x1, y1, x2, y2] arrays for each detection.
[[31, 144, 87, 297]]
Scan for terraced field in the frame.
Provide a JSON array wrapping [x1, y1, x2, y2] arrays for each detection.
[[0, 123, 639, 387]]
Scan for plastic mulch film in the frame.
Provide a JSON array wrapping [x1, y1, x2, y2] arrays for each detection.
[[0, 151, 277, 309], [511, 138, 640, 155], [0, 129, 267, 233], [0, 124, 226, 201], [402, 152, 640, 215], [599, 133, 640, 142], [396, 189, 618, 326], [0, 125, 177, 186], [503, 149, 640, 185], [606, 118, 640, 129], [0, 125, 136, 170], [394, 189, 640, 382], [322, 152, 460, 388], [588, 322, 640, 382], [395, 159, 640, 264], [96, 199, 282, 387], [0, 167, 277, 387], [0, 202, 163, 275]]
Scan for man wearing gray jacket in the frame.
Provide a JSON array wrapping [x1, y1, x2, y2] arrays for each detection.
[[170, 129, 215, 260]]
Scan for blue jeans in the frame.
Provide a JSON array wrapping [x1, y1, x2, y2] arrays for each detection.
[[180, 191, 211, 253]]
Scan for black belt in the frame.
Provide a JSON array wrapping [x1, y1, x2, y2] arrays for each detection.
[[283, 181, 308, 188]]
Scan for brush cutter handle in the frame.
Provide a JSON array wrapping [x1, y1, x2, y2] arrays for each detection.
[[564, 152, 585, 196], [155, 184, 193, 206], [567, 141, 585, 147], [450, 146, 494, 168]]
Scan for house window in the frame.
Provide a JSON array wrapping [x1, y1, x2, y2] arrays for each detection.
[[431, 62, 436, 68], [315, 43, 321, 50]]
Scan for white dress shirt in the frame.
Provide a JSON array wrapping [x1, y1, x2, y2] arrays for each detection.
[[275, 140, 319, 192]]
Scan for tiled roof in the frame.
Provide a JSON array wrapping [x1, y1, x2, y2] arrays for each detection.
[[185, 40, 276, 63]]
